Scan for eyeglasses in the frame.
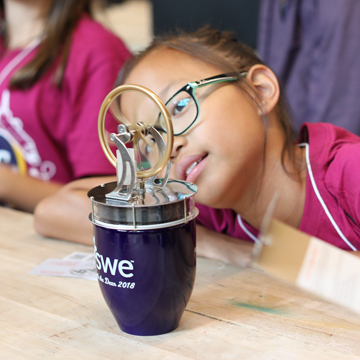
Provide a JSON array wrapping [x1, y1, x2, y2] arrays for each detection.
[[156, 72, 247, 136]]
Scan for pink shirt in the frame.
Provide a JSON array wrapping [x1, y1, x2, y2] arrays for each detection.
[[0, 15, 131, 183], [196, 123, 360, 250]]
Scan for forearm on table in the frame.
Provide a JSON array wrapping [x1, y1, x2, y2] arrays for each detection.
[[34, 176, 115, 245], [0, 165, 62, 213], [196, 224, 254, 268]]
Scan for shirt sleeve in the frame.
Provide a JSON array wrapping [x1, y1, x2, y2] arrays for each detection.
[[60, 42, 130, 179], [196, 203, 258, 241], [325, 143, 360, 229]]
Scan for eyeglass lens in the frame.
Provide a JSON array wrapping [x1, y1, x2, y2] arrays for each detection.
[[157, 90, 198, 135]]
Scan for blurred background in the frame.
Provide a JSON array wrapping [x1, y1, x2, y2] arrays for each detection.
[[96, 0, 260, 52]]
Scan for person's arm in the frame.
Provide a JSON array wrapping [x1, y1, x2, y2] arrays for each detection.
[[0, 164, 62, 213], [34, 175, 255, 267], [34, 176, 115, 245], [196, 224, 254, 268]]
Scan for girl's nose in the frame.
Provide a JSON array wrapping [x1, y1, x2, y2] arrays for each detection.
[[171, 135, 187, 159]]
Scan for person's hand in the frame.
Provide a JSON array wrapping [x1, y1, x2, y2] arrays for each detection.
[[196, 224, 254, 268], [34, 176, 116, 244], [0, 163, 62, 212]]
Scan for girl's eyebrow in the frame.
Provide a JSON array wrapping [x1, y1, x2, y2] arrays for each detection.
[[158, 78, 191, 100], [158, 83, 174, 99]]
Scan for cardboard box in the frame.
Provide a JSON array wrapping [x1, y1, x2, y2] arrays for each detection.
[[255, 218, 360, 316]]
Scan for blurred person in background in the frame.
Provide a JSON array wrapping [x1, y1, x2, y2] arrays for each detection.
[[258, 0, 360, 135], [0, 0, 130, 212]]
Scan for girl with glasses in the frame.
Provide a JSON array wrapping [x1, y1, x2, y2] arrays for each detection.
[[34, 27, 360, 263]]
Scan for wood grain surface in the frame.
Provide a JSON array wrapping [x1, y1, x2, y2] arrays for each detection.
[[1, 207, 359, 359]]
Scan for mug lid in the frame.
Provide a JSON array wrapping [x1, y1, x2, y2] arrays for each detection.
[[88, 180, 198, 230]]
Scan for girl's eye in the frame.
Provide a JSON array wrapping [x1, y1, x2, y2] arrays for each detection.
[[171, 97, 192, 116]]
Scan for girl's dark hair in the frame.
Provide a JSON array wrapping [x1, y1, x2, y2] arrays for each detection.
[[0, 0, 94, 89], [118, 26, 301, 175]]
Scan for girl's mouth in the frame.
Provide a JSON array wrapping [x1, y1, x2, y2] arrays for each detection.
[[186, 155, 207, 177], [177, 154, 208, 183]]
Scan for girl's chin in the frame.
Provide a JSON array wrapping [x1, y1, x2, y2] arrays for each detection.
[[195, 179, 241, 209], [194, 189, 225, 208]]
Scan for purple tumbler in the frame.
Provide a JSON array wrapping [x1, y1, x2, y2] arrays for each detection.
[[88, 84, 198, 336]]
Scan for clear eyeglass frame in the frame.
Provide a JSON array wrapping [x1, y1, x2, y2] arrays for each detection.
[[158, 72, 248, 136]]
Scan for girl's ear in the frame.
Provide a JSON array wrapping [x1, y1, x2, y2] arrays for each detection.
[[246, 64, 280, 115]]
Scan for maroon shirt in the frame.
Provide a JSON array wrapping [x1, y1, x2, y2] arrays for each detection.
[[0, 15, 131, 183]]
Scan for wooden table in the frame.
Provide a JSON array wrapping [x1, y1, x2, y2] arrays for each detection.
[[1, 207, 360, 360]]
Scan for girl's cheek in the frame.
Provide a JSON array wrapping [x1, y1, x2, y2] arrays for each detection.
[[170, 160, 178, 179]]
